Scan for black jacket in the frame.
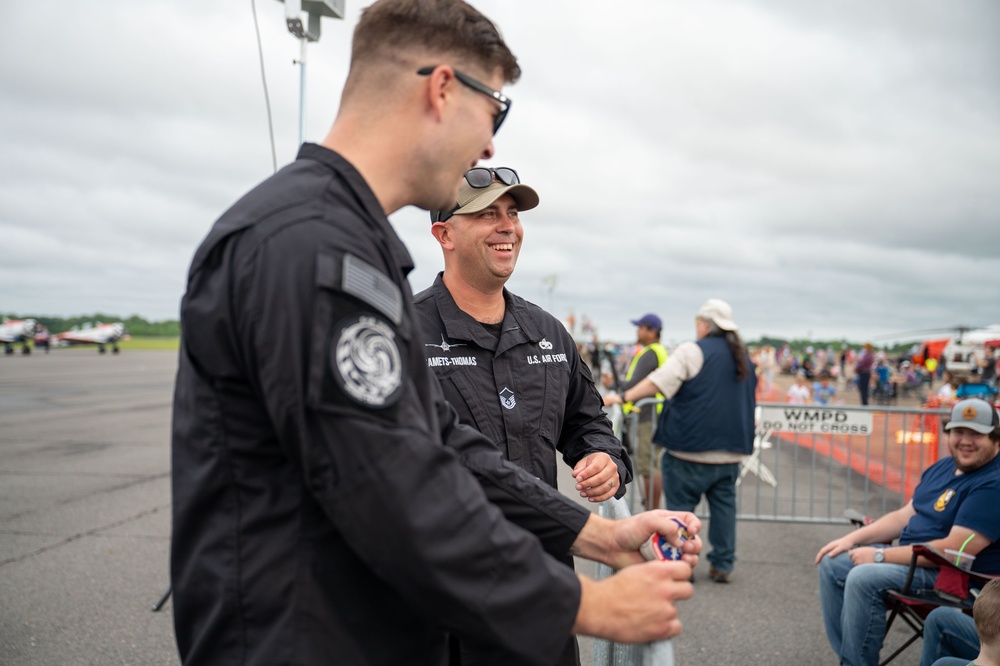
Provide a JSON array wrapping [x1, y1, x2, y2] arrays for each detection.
[[414, 275, 631, 497], [171, 144, 589, 666]]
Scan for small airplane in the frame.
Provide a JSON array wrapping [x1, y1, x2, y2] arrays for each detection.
[[1, 318, 36, 355], [53, 322, 127, 354]]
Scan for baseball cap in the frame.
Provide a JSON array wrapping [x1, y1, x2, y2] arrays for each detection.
[[945, 398, 999, 434], [630, 314, 662, 331], [432, 175, 540, 223], [697, 298, 738, 332]]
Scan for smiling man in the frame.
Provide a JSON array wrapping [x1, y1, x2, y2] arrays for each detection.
[[415, 168, 634, 664], [815, 398, 1000, 666]]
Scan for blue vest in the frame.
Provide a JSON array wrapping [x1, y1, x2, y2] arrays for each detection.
[[653, 336, 756, 454]]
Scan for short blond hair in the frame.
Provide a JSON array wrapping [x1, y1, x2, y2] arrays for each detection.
[[975, 577, 1000, 646]]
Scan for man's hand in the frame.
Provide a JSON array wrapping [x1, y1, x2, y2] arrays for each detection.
[[603, 392, 623, 407], [573, 452, 620, 502], [574, 562, 693, 642], [607, 510, 701, 569], [572, 510, 701, 570], [814, 503, 912, 565], [814, 535, 858, 564], [848, 546, 880, 566]]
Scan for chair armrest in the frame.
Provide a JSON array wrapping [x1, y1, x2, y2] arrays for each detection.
[[844, 509, 871, 528], [912, 544, 998, 601], [912, 544, 948, 567]]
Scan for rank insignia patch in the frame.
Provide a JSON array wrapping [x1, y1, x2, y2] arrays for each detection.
[[499, 387, 516, 410]]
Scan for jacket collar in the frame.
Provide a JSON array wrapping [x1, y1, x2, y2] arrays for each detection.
[[298, 143, 415, 278], [428, 273, 545, 353]]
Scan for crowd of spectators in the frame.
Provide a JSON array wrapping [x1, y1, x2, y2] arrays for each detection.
[[577, 334, 999, 411]]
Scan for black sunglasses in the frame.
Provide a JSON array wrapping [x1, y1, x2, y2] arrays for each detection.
[[416, 65, 512, 134], [464, 166, 519, 188], [430, 167, 521, 223]]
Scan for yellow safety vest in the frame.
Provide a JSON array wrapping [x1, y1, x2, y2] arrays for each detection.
[[623, 342, 668, 414]]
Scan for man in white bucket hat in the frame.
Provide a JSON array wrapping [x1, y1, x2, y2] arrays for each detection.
[[606, 298, 755, 584]]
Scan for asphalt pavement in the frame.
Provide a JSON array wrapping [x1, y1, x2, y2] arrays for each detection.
[[0, 350, 924, 665]]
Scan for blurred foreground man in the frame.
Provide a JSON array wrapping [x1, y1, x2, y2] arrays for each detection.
[[416, 168, 633, 664], [170, 2, 698, 664], [814, 398, 1000, 666]]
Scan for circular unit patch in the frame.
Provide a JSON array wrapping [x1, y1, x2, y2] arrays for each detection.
[[332, 314, 403, 408]]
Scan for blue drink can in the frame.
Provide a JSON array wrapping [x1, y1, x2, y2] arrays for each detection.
[[640, 519, 691, 562]]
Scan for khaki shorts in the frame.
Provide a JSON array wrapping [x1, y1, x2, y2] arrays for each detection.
[[631, 409, 664, 477]]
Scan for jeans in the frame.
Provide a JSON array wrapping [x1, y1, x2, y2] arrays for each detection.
[[921, 607, 979, 666], [661, 454, 738, 573], [817, 551, 938, 666], [857, 371, 872, 405]]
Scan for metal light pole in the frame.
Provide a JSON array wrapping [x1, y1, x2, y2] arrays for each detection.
[[276, 0, 346, 145]]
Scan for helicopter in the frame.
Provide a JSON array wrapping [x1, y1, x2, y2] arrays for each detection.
[[879, 325, 1000, 381]]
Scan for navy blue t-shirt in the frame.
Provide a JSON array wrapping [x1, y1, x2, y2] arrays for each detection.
[[900, 454, 1000, 574]]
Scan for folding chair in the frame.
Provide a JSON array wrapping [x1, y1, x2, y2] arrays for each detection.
[[844, 508, 873, 529], [878, 544, 998, 666]]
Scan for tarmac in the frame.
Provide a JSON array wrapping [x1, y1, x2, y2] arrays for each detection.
[[0, 350, 926, 665]]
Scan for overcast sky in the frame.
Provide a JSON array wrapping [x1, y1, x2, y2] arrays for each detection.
[[2, 0, 998, 344]]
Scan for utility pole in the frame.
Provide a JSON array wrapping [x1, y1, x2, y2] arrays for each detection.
[[276, 0, 346, 145]]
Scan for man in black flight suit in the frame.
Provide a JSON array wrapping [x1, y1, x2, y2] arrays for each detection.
[[170, 1, 699, 665], [416, 168, 634, 665]]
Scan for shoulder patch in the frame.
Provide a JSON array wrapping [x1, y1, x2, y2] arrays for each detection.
[[331, 313, 404, 408], [343, 254, 402, 325], [317, 252, 402, 325]]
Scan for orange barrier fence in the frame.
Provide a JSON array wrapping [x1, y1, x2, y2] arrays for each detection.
[[771, 411, 942, 500]]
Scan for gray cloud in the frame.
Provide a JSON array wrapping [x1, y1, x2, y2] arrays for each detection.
[[2, 0, 998, 343]]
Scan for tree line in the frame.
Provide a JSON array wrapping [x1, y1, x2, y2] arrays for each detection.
[[2, 314, 910, 351], [752, 336, 910, 355], [2, 313, 180, 337]]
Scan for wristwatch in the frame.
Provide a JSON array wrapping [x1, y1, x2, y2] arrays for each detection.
[[873, 549, 885, 563]]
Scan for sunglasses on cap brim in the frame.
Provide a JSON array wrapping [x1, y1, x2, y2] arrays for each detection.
[[429, 167, 521, 223]]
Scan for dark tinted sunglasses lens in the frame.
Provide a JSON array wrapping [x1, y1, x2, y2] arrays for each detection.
[[464, 168, 493, 188], [494, 168, 518, 186], [493, 109, 507, 134]]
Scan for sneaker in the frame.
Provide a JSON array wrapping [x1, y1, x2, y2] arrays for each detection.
[[708, 567, 731, 583]]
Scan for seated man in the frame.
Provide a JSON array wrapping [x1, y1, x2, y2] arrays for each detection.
[[815, 398, 1000, 666]]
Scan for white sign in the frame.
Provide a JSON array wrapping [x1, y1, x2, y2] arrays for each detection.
[[759, 406, 873, 436]]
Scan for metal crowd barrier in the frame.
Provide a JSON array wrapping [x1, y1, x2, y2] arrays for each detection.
[[618, 398, 951, 523]]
